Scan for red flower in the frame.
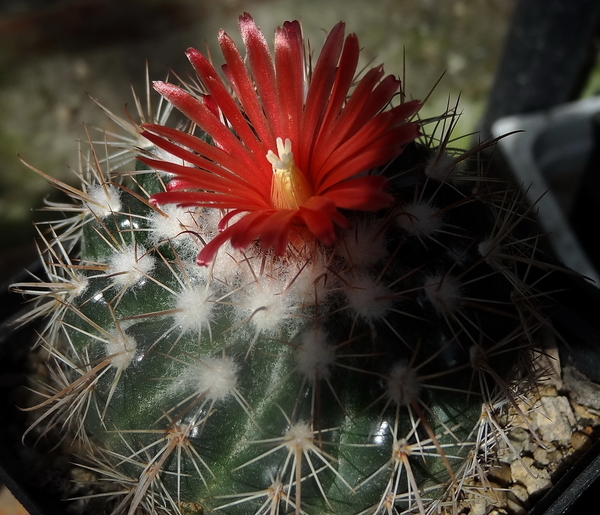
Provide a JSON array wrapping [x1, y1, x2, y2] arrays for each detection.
[[140, 13, 420, 266]]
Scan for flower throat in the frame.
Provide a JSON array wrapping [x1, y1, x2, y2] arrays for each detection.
[[267, 137, 313, 210]]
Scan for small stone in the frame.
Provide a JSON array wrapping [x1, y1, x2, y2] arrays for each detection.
[[537, 384, 558, 397], [488, 462, 512, 487], [467, 498, 487, 515], [572, 402, 597, 426], [510, 457, 552, 497], [546, 449, 565, 474], [69, 467, 96, 484], [509, 427, 533, 453], [571, 431, 592, 452], [506, 496, 528, 515], [531, 396, 575, 442], [533, 447, 549, 466], [563, 366, 600, 410], [534, 342, 562, 389], [510, 483, 529, 504], [485, 481, 507, 506]]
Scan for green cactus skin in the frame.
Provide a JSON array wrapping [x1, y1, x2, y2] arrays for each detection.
[[12, 102, 552, 515]]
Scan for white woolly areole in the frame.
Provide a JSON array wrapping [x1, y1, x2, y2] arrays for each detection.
[[478, 238, 494, 258], [296, 329, 335, 382], [200, 207, 228, 237], [286, 252, 333, 305], [199, 209, 247, 283], [106, 245, 155, 288], [173, 286, 214, 333], [208, 239, 243, 284], [386, 361, 421, 405], [149, 204, 199, 247], [424, 151, 457, 182], [284, 421, 313, 451], [423, 274, 462, 314], [86, 184, 122, 218], [344, 272, 393, 321], [69, 273, 89, 298], [339, 220, 388, 266], [105, 331, 137, 370], [478, 238, 503, 269], [397, 201, 442, 237], [237, 278, 294, 334], [186, 356, 238, 401]]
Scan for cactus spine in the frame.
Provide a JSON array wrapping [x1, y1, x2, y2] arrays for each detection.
[[13, 12, 553, 515]]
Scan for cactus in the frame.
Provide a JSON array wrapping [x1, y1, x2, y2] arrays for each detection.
[[13, 12, 554, 515]]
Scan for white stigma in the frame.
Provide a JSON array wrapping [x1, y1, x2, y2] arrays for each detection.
[[266, 137, 294, 171]]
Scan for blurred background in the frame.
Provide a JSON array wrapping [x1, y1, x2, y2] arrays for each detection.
[[0, 0, 516, 279]]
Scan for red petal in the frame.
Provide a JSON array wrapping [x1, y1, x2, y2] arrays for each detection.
[[350, 75, 401, 133], [140, 133, 267, 198], [299, 196, 351, 245], [150, 191, 262, 211], [196, 227, 234, 266], [298, 21, 345, 170], [185, 48, 270, 164], [228, 211, 273, 250], [140, 157, 268, 209], [219, 30, 276, 149], [322, 176, 393, 210], [312, 66, 386, 177], [256, 209, 298, 254], [275, 21, 304, 145], [316, 33, 360, 146], [239, 13, 283, 140], [317, 116, 420, 190], [153, 82, 267, 184], [142, 124, 234, 171]]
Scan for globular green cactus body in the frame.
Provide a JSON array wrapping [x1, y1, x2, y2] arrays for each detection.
[[13, 14, 551, 515], [17, 131, 545, 515]]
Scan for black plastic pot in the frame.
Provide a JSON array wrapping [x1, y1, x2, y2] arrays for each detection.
[[490, 93, 600, 514], [530, 435, 600, 515], [493, 96, 600, 286]]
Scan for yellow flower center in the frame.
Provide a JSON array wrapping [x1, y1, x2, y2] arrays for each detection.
[[267, 138, 313, 210]]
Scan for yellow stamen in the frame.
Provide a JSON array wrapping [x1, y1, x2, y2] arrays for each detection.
[[267, 138, 313, 210]]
